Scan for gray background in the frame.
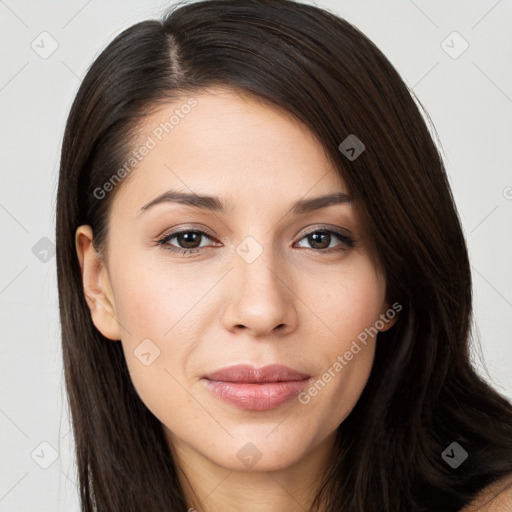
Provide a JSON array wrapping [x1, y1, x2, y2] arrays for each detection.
[[1, 0, 511, 509]]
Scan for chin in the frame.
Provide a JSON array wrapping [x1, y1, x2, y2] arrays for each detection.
[[204, 429, 316, 472]]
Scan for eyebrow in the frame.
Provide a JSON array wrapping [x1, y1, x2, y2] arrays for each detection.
[[138, 190, 352, 216]]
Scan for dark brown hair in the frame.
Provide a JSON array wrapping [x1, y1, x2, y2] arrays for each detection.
[[56, 0, 512, 510]]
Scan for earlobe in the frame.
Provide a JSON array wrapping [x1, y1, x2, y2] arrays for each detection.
[[75, 225, 122, 341], [377, 300, 400, 332]]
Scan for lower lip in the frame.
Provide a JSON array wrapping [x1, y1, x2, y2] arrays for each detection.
[[202, 378, 310, 411]]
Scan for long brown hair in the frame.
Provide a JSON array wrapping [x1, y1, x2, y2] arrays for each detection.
[[56, 0, 512, 510]]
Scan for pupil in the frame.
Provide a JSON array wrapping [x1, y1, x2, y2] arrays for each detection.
[[310, 232, 329, 249], [179, 232, 199, 248]]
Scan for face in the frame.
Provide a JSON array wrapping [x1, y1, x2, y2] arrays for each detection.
[[76, 88, 397, 475]]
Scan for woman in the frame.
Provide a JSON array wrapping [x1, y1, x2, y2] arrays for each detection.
[[55, 0, 512, 510]]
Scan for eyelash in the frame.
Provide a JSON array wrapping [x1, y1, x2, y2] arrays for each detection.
[[156, 227, 356, 256]]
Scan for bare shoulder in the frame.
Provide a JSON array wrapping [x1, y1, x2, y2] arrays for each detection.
[[460, 473, 512, 512]]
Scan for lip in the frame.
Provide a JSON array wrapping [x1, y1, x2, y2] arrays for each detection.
[[203, 364, 310, 383], [201, 364, 311, 411]]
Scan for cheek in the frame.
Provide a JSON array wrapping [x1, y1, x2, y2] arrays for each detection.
[[108, 261, 211, 415], [112, 275, 195, 427], [298, 264, 384, 420], [314, 262, 386, 343], [111, 259, 205, 340]]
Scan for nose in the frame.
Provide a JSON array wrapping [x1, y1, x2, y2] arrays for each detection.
[[221, 244, 298, 338]]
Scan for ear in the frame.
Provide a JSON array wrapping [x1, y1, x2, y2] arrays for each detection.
[[75, 225, 122, 341], [377, 299, 400, 332]]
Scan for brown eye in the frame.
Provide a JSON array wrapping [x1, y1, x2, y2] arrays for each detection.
[[295, 229, 355, 252], [172, 231, 205, 249], [157, 229, 218, 254]]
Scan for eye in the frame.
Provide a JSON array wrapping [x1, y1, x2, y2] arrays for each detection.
[[157, 229, 219, 255], [294, 228, 355, 253], [156, 227, 355, 256]]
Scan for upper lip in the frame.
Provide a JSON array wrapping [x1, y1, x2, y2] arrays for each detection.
[[203, 364, 310, 383]]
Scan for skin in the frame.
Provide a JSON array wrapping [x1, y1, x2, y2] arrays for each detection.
[[75, 88, 398, 512], [460, 474, 512, 512]]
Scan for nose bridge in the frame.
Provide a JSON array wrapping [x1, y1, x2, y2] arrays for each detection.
[[224, 234, 296, 334], [235, 234, 286, 303], [243, 239, 280, 284]]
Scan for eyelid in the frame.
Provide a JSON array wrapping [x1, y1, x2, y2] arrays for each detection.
[[300, 224, 353, 239], [157, 225, 218, 241], [158, 223, 352, 241]]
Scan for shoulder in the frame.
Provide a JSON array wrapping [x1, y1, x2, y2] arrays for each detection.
[[459, 473, 512, 512]]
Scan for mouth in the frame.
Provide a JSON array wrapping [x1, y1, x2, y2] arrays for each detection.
[[201, 364, 312, 411]]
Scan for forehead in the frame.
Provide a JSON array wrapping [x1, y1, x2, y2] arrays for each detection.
[[113, 87, 348, 212]]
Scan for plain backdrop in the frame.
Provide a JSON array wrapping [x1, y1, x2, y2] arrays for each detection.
[[1, 0, 511, 510]]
